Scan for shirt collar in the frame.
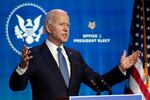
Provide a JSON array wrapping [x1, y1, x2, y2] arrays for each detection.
[[45, 39, 65, 52]]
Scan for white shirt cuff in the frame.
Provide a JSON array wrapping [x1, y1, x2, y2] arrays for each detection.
[[122, 71, 126, 76], [16, 65, 28, 75]]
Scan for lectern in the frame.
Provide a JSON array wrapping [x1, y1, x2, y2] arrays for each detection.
[[70, 94, 142, 100]]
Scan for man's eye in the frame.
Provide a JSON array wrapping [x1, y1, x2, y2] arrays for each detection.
[[67, 23, 70, 26], [59, 23, 70, 26]]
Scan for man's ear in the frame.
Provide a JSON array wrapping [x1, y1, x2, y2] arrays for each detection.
[[45, 24, 51, 33]]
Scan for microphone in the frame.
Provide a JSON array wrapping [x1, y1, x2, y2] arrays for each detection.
[[87, 76, 101, 95], [97, 77, 112, 95], [85, 74, 112, 95]]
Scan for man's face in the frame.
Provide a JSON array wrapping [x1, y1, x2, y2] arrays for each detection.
[[47, 12, 70, 46]]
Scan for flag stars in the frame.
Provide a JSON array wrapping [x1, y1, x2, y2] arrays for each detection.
[[135, 42, 139, 46], [141, 34, 143, 38], [141, 44, 143, 48], [141, 25, 143, 29], [135, 33, 139, 37], [147, 17, 150, 21], [136, 15, 140, 19], [141, 53, 143, 57], [147, 27, 150, 30], [147, 63, 150, 67], [141, 16, 143, 20], [136, 5, 140, 9], [136, 24, 140, 28], [147, 54, 150, 58], [147, 36, 150, 40], [145, 63, 150, 67], [146, 8, 150, 12], [147, 45, 150, 49]]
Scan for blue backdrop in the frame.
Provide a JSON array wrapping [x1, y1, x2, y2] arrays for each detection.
[[0, 0, 134, 100]]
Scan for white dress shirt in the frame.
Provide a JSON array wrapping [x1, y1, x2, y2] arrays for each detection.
[[45, 39, 71, 77]]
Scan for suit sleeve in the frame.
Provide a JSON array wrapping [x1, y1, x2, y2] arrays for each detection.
[[9, 50, 36, 91], [9, 68, 29, 91], [79, 52, 127, 91], [101, 66, 127, 86]]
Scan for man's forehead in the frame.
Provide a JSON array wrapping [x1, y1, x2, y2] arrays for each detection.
[[52, 13, 69, 22]]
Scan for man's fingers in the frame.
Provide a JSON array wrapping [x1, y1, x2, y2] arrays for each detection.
[[23, 45, 27, 50], [22, 51, 29, 59], [131, 50, 141, 60], [128, 50, 141, 65], [21, 45, 33, 61], [23, 51, 32, 60], [22, 45, 28, 54], [134, 50, 141, 56], [121, 50, 126, 59], [23, 55, 33, 62], [28, 56, 33, 60]]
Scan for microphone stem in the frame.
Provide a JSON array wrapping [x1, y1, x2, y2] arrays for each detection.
[[108, 90, 112, 95], [96, 91, 101, 95]]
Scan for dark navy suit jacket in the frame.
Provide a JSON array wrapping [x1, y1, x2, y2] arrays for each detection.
[[9, 42, 127, 100]]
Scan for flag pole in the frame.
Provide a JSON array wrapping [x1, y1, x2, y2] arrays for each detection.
[[141, 0, 150, 88]]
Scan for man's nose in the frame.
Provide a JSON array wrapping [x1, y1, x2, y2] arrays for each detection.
[[63, 28, 68, 32], [63, 24, 69, 30]]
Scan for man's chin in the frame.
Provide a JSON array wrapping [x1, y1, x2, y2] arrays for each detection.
[[62, 40, 68, 43], [62, 39, 68, 42]]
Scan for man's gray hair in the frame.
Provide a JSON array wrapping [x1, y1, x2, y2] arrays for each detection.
[[44, 9, 68, 33], [45, 9, 67, 25]]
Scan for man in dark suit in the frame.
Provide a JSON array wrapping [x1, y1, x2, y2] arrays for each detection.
[[9, 9, 141, 100]]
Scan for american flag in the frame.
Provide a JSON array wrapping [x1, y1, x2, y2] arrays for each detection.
[[127, 0, 150, 99]]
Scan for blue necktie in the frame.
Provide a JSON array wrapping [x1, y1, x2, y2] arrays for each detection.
[[57, 47, 69, 87]]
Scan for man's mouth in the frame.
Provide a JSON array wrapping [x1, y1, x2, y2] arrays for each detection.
[[62, 34, 68, 37]]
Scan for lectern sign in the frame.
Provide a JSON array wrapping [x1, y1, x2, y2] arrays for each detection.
[[70, 95, 142, 100]]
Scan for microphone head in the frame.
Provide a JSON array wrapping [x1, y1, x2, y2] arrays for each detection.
[[97, 77, 112, 92], [85, 76, 100, 92]]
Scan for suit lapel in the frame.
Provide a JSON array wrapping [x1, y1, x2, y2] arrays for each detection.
[[65, 47, 77, 88], [39, 43, 67, 87]]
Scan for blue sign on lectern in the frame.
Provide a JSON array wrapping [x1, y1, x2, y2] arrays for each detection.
[[70, 94, 143, 100]]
